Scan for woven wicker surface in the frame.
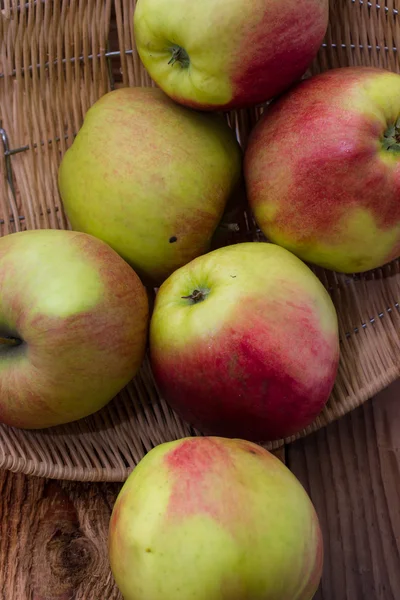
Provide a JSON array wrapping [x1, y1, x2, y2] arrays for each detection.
[[0, 0, 399, 482]]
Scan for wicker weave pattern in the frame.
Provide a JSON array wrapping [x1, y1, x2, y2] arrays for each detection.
[[0, 0, 399, 481]]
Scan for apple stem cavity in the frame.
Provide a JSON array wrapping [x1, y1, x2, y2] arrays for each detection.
[[181, 289, 209, 304], [383, 118, 400, 153], [0, 336, 22, 348], [168, 45, 190, 69]]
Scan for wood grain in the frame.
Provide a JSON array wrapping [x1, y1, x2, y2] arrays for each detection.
[[288, 379, 400, 600], [0, 381, 399, 599], [0, 474, 122, 600]]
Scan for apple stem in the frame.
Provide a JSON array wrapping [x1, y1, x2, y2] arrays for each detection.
[[0, 336, 21, 347], [181, 289, 206, 303], [168, 46, 190, 69], [383, 118, 400, 152]]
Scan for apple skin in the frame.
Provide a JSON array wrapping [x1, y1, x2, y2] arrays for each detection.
[[0, 230, 149, 429], [109, 436, 323, 600], [149, 242, 339, 442], [245, 67, 400, 273], [133, 0, 328, 111], [58, 87, 242, 286]]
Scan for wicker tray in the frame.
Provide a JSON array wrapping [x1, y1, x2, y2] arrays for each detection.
[[1, 0, 399, 482]]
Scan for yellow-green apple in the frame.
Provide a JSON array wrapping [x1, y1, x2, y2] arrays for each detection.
[[149, 242, 339, 442], [58, 87, 242, 286], [133, 0, 329, 111], [109, 436, 323, 600], [245, 67, 400, 273], [0, 229, 149, 429]]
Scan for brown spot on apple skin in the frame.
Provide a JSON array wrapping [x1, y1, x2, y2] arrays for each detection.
[[169, 236, 178, 243], [236, 440, 269, 457]]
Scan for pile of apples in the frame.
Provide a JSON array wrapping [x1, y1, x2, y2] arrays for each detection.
[[2, 0, 400, 597]]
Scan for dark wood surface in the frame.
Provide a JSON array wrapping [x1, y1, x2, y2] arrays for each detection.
[[0, 381, 399, 600], [288, 380, 400, 600]]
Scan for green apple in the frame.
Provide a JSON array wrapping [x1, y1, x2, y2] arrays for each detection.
[[150, 242, 339, 441], [245, 67, 400, 272], [0, 230, 149, 429], [58, 87, 242, 286], [109, 436, 323, 600], [134, 0, 328, 111]]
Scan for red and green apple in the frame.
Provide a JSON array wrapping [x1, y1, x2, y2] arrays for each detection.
[[150, 242, 339, 442], [0, 230, 149, 429], [109, 436, 323, 600], [134, 0, 329, 111], [58, 87, 242, 286], [245, 67, 400, 273]]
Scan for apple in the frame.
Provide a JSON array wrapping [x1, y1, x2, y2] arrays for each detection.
[[245, 67, 400, 273], [149, 242, 339, 442], [58, 87, 242, 286], [0, 230, 149, 429], [133, 0, 329, 111], [109, 436, 323, 600]]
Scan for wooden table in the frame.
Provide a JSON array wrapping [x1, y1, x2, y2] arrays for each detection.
[[1, 381, 399, 600]]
